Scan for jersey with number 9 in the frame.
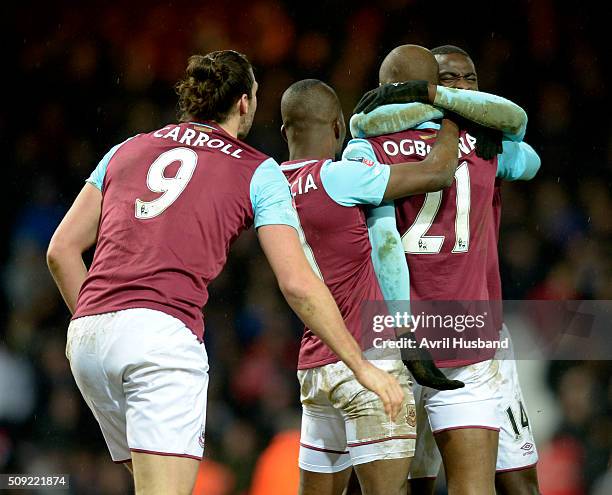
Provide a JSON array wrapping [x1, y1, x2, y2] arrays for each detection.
[[73, 122, 298, 339]]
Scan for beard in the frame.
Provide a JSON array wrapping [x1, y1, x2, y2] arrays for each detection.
[[237, 110, 255, 140]]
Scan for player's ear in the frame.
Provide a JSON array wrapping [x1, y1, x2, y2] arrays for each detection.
[[238, 94, 249, 116], [334, 118, 346, 142], [280, 124, 288, 143]]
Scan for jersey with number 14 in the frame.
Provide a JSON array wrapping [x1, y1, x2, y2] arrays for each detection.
[[364, 124, 497, 303], [73, 122, 298, 340]]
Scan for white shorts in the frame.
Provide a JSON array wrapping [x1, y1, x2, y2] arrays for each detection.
[[297, 359, 416, 474], [67, 308, 209, 463], [409, 325, 538, 479], [495, 324, 539, 473], [409, 358, 502, 479]]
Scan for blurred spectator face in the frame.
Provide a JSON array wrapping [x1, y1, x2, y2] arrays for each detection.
[[537, 82, 571, 136], [40, 337, 71, 382], [559, 366, 595, 427], [222, 420, 257, 460], [49, 388, 80, 430], [435, 53, 479, 90]]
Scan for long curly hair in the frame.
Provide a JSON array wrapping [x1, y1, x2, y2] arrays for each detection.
[[175, 50, 254, 124]]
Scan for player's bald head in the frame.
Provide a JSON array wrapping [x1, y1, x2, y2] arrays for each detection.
[[378, 45, 439, 85], [281, 79, 342, 130]]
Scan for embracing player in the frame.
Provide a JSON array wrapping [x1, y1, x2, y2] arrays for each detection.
[[431, 44, 541, 495], [346, 44, 536, 494], [279, 79, 463, 495], [46, 51, 404, 495], [351, 44, 541, 495]]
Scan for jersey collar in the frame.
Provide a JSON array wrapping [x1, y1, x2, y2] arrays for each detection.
[[280, 159, 327, 171], [414, 120, 441, 130]]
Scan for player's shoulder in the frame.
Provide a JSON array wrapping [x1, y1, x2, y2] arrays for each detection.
[[279, 159, 327, 179], [145, 122, 272, 170], [320, 157, 386, 189]]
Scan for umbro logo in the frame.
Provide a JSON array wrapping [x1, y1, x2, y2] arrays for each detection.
[[521, 442, 533, 451], [198, 425, 206, 449]]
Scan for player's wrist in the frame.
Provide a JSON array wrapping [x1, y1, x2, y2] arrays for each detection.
[[427, 84, 437, 103], [336, 338, 367, 374], [441, 117, 460, 132], [346, 353, 368, 375]]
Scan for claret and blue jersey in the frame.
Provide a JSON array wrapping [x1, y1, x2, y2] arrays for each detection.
[[343, 120, 540, 366], [280, 157, 408, 369], [76, 122, 299, 340]]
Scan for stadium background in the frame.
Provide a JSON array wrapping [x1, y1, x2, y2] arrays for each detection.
[[2, 0, 610, 493]]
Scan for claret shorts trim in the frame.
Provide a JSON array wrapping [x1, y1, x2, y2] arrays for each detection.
[[297, 359, 415, 473]]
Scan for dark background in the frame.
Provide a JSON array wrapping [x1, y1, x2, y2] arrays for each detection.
[[1, 1, 610, 493]]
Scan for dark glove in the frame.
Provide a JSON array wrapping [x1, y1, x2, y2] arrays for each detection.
[[440, 111, 503, 161], [404, 359, 465, 391], [467, 125, 503, 161], [399, 333, 464, 390], [354, 81, 430, 114]]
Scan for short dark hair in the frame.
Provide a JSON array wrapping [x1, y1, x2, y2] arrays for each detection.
[[431, 45, 471, 58], [175, 50, 254, 124], [281, 79, 340, 129]]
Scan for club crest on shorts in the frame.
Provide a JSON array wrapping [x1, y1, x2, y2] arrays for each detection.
[[406, 405, 417, 427], [198, 425, 206, 449]]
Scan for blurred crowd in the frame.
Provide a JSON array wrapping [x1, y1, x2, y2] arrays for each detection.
[[2, 1, 610, 493]]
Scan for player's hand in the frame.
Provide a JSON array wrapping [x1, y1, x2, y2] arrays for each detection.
[[398, 332, 464, 390], [442, 112, 503, 161], [354, 81, 430, 114], [470, 126, 503, 160], [353, 361, 404, 421], [403, 359, 465, 391]]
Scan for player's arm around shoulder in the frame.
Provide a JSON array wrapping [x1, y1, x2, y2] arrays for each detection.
[[252, 159, 404, 420], [496, 141, 541, 181], [257, 225, 404, 421], [47, 183, 102, 313], [383, 117, 460, 199], [321, 147, 391, 208], [433, 86, 528, 141]]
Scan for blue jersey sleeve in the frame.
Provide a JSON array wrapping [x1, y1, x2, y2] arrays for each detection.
[[86, 143, 122, 191], [497, 141, 541, 181], [342, 138, 378, 164], [250, 158, 300, 230], [350, 103, 444, 139], [434, 86, 528, 142], [319, 140, 389, 207], [367, 203, 410, 300], [86, 136, 136, 191]]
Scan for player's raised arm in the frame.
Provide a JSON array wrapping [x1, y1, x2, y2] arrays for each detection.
[[339, 118, 458, 200], [432, 86, 527, 141], [353, 81, 527, 141], [47, 183, 101, 313], [257, 225, 404, 420]]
